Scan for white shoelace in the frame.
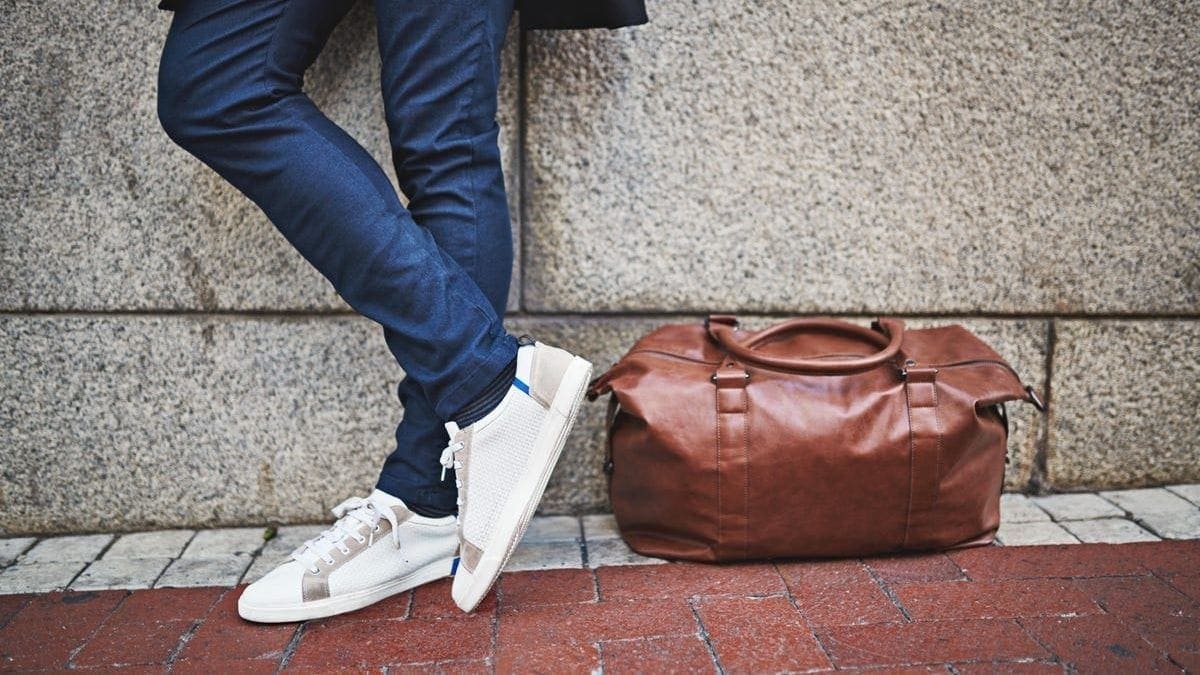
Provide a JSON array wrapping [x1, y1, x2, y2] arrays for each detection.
[[438, 438, 466, 506], [290, 496, 403, 574]]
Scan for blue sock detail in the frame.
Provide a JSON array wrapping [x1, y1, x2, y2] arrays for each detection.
[[513, 377, 529, 394], [450, 556, 460, 575]]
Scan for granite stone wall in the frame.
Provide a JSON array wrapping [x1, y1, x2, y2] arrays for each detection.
[[1, 0, 1196, 533]]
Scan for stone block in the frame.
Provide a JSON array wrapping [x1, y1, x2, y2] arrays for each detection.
[[1136, 511, 1200, 540], [0, 539, 36, 566], [1032, 494, 1124, 522], [585, 538, 667, 568], [1166, 484, 1200, 507], [21, 535, 112, 564], [0, 315, 401, 533], [0, 562, 86, 595], [999, 494, 1051, 524], [521, 516, 582, 544], [995, 522, 1079, 546], [1050, 321, 1200, 489], [183, 528, 269, 558], [0, 2, 520, 312], [582, 514, 621, 542], [503, 541, 583, 572], [157, 556, 251, 588], [104, 531, 195, 560], [71, 557, 172, 591], [261, 525, 328, 559], [525, 2, 1200, 315], [1061, 519, 1159, 545], [1099, 487, 1195, 516]]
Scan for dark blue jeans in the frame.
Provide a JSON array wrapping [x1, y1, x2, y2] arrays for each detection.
[[158, 0, 517, 516]]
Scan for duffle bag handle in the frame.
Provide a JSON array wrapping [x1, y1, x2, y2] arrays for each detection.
[[705, 315, 906, 375]]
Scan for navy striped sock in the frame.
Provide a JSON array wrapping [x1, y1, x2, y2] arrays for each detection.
[[452, 354, 518, 428]]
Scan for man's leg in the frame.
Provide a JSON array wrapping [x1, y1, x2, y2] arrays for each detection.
[[157, 0, 517, 424], [371, 0, 516, 517]]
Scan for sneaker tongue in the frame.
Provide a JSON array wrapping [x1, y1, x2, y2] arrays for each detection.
[[368, 488, 405, 510]]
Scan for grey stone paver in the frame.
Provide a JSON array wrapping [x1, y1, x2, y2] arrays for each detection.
[[71, 557, 172, 591], [520, 516, 581, 544], [156, 555, 253, 588], [1099, 488, 1195, 516], [586, 538, 667, 568], [504, 540, 583, 572], [1137, 511, 1200, 540], [104, 530, 195, 559], [0, 562, 87, 594], [260, 524, 327, 558], [0, 538, 36, 566], [999, 494, 1051, 523], [582, 514, 622, 541], [1032, 493, 1125, 521], [20, 534, 113, 563], [1061, 518, 1160, 544], [182, 528, 269, 558], [1165, 484, 1200, 507], [995, 521, 1080, 546]]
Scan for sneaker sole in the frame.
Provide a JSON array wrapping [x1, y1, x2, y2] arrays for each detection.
[[237, 556, 454, 623], [452, 355, 593, 612]]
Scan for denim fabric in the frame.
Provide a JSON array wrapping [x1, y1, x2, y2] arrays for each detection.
[[157, 0, 517, 515]]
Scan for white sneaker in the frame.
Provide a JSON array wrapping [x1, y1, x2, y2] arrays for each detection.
[[237, 489, 457, 623], [439, 337, 593, 612]]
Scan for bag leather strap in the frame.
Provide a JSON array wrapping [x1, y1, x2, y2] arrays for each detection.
[[707, 316, 906, 374], [713, 357, 751, 559], [902, 366, 943, 549]]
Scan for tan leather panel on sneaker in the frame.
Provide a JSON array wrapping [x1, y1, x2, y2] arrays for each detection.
[[453, 427, 474, 551], [460, 538, 484, 574], [299, 507, 414, 602], [529, 344, 573, 409]]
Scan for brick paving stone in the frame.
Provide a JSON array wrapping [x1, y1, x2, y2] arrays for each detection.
[[952, 662, 1066, 673], [0, 561, 87, 594], [864, 552, 966, 584], [503, 539, 583, 572], [21, 533, 113, 563], [1032, 493, 1125, 521], [73, 616, 191, 669], [1061, 518, 1160, 544], [408, 576, 492, 621], [1138, 510, 1200, 540], [1021, 614, 1178, 672], [1100, 487, 1195, 516], [892, 579, 1101, 621], [1076, 575, 1200, 670], [179, 588, 296, 662], [1165, 483, 1200, 507], [950, 544, 1143, 580], [777, 559, 904, 626], [498, 568, 596, 607], [585, 537, 666, 568], [173, 657, 281, 674], [1164, 574, 1200, 605], [581, 513, 622, 540], [1120, 539, 1200, 577], [495, 597, 697, 672], [112, 586, 225, 624], [0, 590, 125, 670], [999, 494, 1051, 523], [817, 619, 1049, 668], [600, 635, 716, 674], [289, 614, 493, 670], [71, 557, 172, 591], [103, 530, 195, 559], [182, 527, 269, 558], [156, 555, 252, 588], [521, 515, 581, 543], [387, 658, 491, 674], [597, 561, 784, 601], [995, 521, 1080, 546], [0, 594, 31, 628], [0, 537, 36, 566], [696, 595, 831, 672]]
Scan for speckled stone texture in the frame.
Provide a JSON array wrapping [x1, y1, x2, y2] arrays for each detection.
[[0, 1, 521, 312], [523, 1, 1199, 313], [0, 315, 401, 534], [1050, 321, 1200, 488]]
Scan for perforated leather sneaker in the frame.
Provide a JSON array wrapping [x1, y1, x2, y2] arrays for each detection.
[[237, 489, 457, 623], [439, 337, 593, 612]]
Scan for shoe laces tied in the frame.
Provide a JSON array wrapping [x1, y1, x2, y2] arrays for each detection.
[[439, 439, 465, 482], [290, 495, 403, 573]]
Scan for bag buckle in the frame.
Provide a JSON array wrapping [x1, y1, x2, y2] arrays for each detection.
[[1025, 385, 1047, 412]]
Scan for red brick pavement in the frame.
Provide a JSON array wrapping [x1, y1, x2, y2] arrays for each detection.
[[0, 541, 1196, 673]]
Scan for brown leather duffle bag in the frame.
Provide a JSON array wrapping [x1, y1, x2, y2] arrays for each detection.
[[584, 315, 1047, 562]]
